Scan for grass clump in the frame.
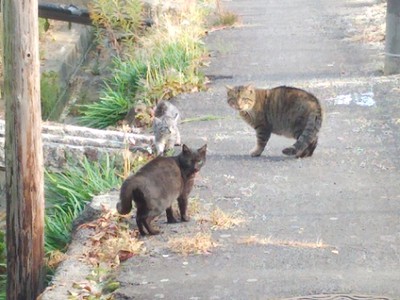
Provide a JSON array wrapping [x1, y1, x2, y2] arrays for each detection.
[[44, 155, 122, 253], [213, 10, 239, 27], [79, 0, 216, 129]]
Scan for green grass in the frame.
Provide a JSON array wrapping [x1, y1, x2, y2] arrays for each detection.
[[45, 155, 122, 253], [79, 58, 148, 128], [41, 71, 60, 120]]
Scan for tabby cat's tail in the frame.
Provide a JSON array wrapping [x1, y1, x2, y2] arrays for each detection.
[[116, 175, 136, 215], [295, 111, 322, 156]]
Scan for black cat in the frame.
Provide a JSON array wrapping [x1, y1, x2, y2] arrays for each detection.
[[117, 144, 207, 235]]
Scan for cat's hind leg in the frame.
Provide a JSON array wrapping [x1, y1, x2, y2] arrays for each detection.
[[142, 216, 160, 235], [282, 130, 299, 156], [136, 206, 151, 236], [136, 217, 147, 236], [292, 113, 321, 158], [297, 138, 318, 158], [250, 127, 271, 157], [136, 208, 160, 235]]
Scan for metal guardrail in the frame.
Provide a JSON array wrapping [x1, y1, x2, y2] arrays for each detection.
[[38, 3, 92, 25]]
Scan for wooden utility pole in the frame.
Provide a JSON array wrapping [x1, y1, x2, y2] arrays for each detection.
[[384, 0, 400, 75], [3, 0, 45, 299]]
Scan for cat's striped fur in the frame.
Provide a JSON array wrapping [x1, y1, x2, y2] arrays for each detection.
[[227, 85, 322, 158]]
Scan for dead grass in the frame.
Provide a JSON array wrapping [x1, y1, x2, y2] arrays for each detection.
[[46, 250, 68, 270], [208, 207, 244, 230], [238, 235, 330, 249], [168, 232, 218, 255]]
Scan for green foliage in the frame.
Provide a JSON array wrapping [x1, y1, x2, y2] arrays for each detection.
[[142, 39, 206, 102], [79, 38, 206, 128], [79, 0, 213, 129], [41, 71, 60, 120], [45, 155, 122, 253], [78, 84, 131, 129], [79, 58, 148, 128], [89, 0, 143, 46]]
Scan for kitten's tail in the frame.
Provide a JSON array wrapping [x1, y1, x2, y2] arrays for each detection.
[[295, 111, 322, 155], [116, 175, 136, 215]]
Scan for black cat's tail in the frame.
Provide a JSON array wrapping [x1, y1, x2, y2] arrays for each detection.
[[295, 111, 322, 157], [116, 175, 136, 215]]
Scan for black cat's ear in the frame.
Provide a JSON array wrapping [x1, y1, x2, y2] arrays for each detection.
[[182, 144, 191, 154], [198, 144, 207, 156]]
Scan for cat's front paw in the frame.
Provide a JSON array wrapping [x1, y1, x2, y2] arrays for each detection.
[[167, 216, 178, 223], [181, 215, 190, 222], [250, 147, 263, 157]]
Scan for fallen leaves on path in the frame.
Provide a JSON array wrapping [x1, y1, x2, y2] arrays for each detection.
[[78, 206, 145, 268]]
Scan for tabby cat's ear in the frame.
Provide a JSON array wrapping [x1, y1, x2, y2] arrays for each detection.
[[225, 85, 233, 91]]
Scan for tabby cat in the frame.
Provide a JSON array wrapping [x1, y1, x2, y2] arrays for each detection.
[[227, 85, 322, 158], [153, 101, 181, 156], [117, 144, 207, 235]]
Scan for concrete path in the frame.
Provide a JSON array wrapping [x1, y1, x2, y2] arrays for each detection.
[[115, 1, 400, 299]]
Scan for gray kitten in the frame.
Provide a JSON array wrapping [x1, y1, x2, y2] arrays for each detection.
[[153, 101, 181, 155]]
